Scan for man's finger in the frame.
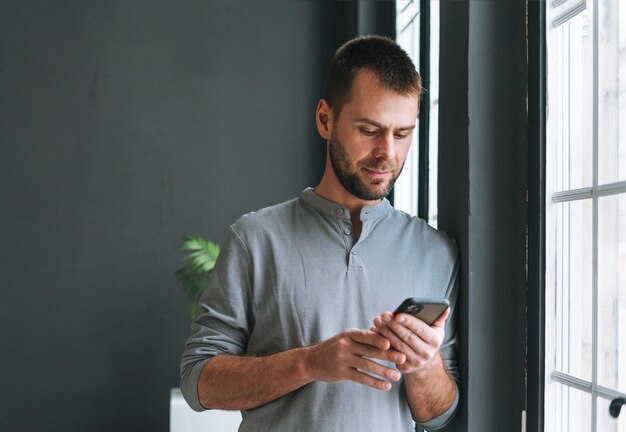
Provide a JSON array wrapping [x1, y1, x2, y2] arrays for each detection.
[[391, 311, 447, 345], [349, 329, 391, 351], [374, 320, 416, 355], [430, 307, 451, 328], [352, 341, 406, 364], [350, 355, 402, 382], [344, 368, 392, 391]]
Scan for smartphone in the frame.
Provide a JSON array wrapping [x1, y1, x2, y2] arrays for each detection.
[[393, 297, 450, 326]]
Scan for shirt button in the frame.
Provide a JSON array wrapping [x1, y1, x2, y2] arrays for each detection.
[[336, 208, 344, 215], [351, 250, 358, 255], [343, 229, 351, 235]]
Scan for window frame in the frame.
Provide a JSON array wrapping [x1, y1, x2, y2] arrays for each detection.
[[394, 0, 435, 223], [528, 1, 547, 431], [538, 0, 626, 430]]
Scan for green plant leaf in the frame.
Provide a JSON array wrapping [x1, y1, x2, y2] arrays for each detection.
[[176, 236, 221, 320]]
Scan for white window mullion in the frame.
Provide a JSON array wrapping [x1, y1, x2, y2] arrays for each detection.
[[591, 0, 599, 429]]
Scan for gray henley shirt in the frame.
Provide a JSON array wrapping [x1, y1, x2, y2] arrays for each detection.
[[180, 188, 459, 431]]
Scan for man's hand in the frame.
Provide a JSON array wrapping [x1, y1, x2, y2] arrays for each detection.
[[371, 308, 449, 377], [304, 328, 406, 391], [371, 308, 456, 423], [196, 327, 408, 411]]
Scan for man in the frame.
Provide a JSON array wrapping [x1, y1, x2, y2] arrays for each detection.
[[180, 35, 459, 431]]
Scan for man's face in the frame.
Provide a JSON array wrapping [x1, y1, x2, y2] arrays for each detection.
[[327, 70, 418, 201], [328, 127, 403, 201]]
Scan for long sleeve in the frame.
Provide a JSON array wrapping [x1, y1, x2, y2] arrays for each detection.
[[179, 226, 254, 411]]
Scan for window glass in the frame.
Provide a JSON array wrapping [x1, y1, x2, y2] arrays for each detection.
[[395, 0, 420, 217], [598, 0, 626, 184], [597, 193, 626, 390], [551, 382, 593, 432], [554, 199, 593, 381], [395, 0, 438, 227], [552, 6, 593, 192]]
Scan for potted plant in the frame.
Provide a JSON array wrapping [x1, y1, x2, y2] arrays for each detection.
[[176, 236, 220, 319]]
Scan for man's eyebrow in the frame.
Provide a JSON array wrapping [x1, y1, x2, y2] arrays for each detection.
[[353, 117, 416, 131]]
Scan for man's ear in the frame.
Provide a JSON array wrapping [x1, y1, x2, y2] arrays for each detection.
[[315, 99, 333, 140]]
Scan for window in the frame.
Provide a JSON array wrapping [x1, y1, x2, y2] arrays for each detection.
[[545, 0, 626, 430], [394, 0, 439, 227]]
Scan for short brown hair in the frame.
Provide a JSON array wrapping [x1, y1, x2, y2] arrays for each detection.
[[324, 35, 422, 117]]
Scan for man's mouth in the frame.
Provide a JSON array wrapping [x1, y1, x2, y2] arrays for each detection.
[[362, 167, 392, 178]]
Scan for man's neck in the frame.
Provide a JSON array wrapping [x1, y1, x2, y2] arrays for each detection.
[[314, 166, 382, 215]]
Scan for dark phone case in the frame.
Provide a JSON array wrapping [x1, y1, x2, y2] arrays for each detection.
[[393, 297, 450, 325]]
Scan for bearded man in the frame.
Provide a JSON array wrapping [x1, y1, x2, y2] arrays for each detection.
[[180, 35, 459, 431]]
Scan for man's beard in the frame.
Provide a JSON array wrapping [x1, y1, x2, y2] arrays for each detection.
[[328, 129, 404, 201]]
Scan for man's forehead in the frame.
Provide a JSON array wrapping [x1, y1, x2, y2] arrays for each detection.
[[342, 90, 419, 125], [349, 69, 387, 93]]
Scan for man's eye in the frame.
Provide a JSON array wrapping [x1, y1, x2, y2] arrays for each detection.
[[395, 133, 410, 139], [360, 129, 377, 136]]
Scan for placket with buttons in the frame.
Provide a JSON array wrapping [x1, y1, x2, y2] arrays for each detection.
[[334, 207, 368, 271], [334, 207, 358, 268]]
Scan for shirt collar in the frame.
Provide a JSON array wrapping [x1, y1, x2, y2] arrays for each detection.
[[299, 187, 392, 221]]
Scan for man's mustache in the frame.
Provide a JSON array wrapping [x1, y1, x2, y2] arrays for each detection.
[[358, 158, 398, 172]]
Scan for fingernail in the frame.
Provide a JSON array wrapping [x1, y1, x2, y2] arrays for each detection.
[[382, 315, 391, 323], [392, 371, 401, 380], [396, 316, 405, 323]]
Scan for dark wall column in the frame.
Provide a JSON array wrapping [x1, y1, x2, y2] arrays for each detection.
[[438, 1, 528, 430], [437, 1, 470, 429]]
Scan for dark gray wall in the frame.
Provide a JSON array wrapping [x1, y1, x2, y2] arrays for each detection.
[[1, 1, 530, 430], [438, 1, 528, 431], [0, 2, 350, 430]]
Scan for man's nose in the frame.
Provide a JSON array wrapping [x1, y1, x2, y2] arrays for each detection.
[[372, 131, 396, 160]]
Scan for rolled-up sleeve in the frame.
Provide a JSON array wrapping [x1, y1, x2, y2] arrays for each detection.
[[179, 226, 254, 411], [416, 243, 460, 430]]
